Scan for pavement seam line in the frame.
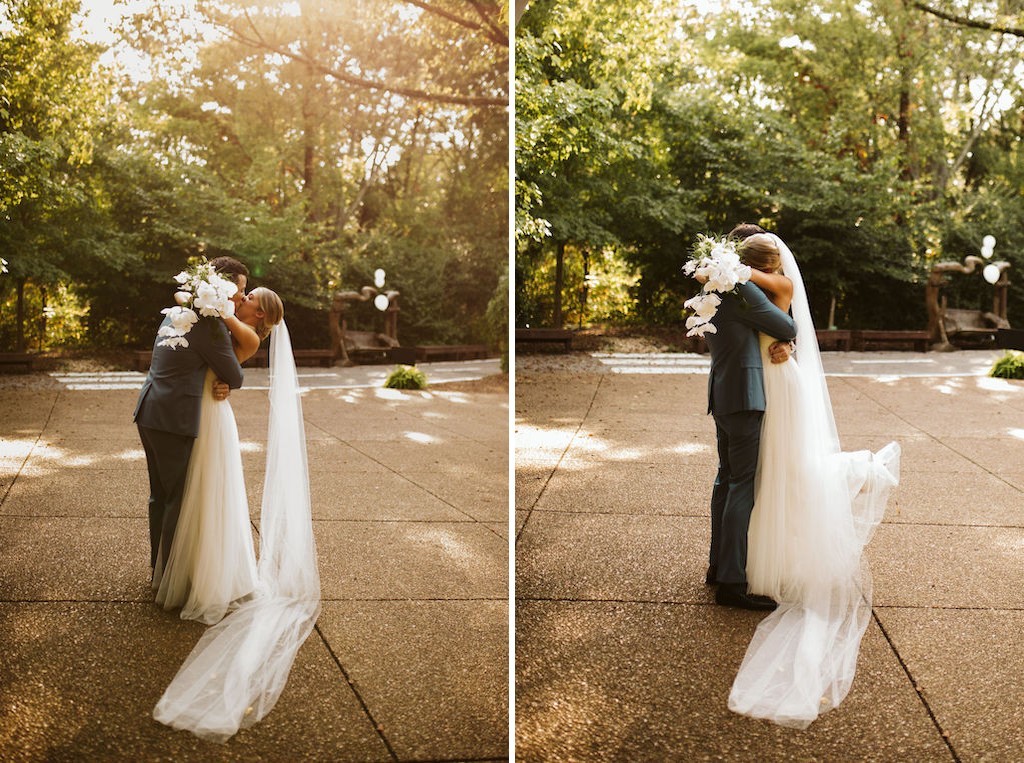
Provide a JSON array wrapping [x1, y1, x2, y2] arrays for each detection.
[[837, 376, 1008, 761], [398, 758, 508, 762], [515, 371, 607, 544], [41, 594, 1024, 611], [836, 375, 1024, 497], [517, 596, 743, 607], [871, 609, 961, 763], [515, 595, 1024, 612], [0, 389, 61, 509], [245, 506, 398, 762], [312, 621, 400, 761], [304, 419, 507, 543], [506, 505, 1024, 529]]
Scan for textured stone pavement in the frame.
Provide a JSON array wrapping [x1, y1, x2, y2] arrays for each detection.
[[0, 361, 508, 762], [515, 349, 1024, 762]]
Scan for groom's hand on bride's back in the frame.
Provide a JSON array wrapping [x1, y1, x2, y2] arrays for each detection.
[[768, 340, 794, 364]]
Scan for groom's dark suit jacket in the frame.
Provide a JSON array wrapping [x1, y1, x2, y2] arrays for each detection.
[[705, 281, 797, 415], [133, 315, 244, 437]]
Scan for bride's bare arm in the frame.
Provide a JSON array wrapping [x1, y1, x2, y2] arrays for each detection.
[[747, 269, 794, 312], [223, 315, 261, 363]]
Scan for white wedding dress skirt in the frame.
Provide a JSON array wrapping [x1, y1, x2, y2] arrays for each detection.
[[153, 369, 258, 625], [729, 333, 900, 728], [154, 322, 320, 742]]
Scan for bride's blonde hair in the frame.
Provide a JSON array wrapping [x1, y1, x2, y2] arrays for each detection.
[[739, 233, 782, 273], [250, 287, 284, 340]]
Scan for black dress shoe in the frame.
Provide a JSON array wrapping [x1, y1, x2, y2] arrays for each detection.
[[715, 583, 777, 611], [705, 564, 717, 585]]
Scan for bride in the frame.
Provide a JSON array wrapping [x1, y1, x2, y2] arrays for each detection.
[[153, 286, 321, 742], [154, 287, 283, 624], [727, 233, 900, 728]]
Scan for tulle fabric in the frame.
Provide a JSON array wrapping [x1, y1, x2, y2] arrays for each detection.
[[153, 369, 258, 625], [728, 235, 900, 728], [154, 322, 321, 741]]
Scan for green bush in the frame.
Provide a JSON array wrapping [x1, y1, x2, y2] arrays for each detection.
[[989, 351, 1024, 379], [486, 262, 509, 373], [383, 364, 428, 389]]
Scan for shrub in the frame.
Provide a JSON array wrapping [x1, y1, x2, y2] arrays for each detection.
[[383, 364, 428, 389], [989, 351, 1024, 379]]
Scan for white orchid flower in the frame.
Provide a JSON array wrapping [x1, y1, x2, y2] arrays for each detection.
[[158, 261, 240, 348], [682, 235, 753, 337], [161, 305, 200, 333]]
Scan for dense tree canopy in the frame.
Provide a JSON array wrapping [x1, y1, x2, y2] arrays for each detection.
[[516, 0, 1024, 332], [0, 0, 508, 353]]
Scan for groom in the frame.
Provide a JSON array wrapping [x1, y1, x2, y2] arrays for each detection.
[[133, 256, 249, 583], [704, 224, 797, 610]]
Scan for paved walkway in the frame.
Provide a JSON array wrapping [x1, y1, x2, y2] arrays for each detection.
[[515, 349, 1024, 761], [0, 360, 508, 761], [21, 358, 503, 392]]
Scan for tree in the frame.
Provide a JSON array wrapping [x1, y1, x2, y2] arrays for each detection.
[[109, 0, 510, 348], [0, 0, 110, 350], [0, 0, 509, 353], [516, 0, 1024, 331], [515, 0, 691, 328]]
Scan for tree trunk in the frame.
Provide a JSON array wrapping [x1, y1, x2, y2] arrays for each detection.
[[896, 26, 914, 181], [897, 87, 910, 145], [302, 80, 317, 220], [303, 129, 315, 195], [39, 286, 47, 351], [405, 110, 424, 194], [15, 278, 26, 352], [579, 250, 590, 329], [553, 241, 565, 329]]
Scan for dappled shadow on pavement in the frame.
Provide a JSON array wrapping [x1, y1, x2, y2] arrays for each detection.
[[515, 355, 1024, 761], [0, 377, 509, 761]]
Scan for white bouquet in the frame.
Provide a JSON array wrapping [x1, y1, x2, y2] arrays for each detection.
[[157, 260, 238, 349], [682, 234, 752, 337]]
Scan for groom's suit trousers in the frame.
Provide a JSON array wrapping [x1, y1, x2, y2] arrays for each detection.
[[138, 424, 195, 573], [709, 409, 763, 585]]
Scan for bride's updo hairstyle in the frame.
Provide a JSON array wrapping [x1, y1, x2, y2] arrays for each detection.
[[739, 233, 782, 273], [251, 287, 284, 340]]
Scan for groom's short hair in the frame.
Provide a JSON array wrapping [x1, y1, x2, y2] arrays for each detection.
[[208, 256, 249, 284], [728, 223, 767, 240]]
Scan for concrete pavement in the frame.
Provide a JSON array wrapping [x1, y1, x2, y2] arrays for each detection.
[[515, 349, 1024, 761], [0, 360, 508, 761]]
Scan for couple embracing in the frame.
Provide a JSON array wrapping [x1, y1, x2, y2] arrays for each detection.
[[133, 256, 319, 741], [701, 224, 900, 728]]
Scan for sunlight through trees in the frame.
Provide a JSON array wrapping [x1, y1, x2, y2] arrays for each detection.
[[0, 0, 508, 352]]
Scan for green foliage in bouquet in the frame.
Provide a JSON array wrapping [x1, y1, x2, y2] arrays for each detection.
[[383, 365, 428, 390], [989, 351, 1024, 380]]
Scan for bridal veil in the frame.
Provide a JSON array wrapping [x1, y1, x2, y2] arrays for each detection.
[[154, 321, 321, 741], [727, 234, 900, 728]]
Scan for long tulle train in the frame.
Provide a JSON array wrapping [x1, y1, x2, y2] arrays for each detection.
[[154, 321, 318, 741], [729, 443, 899, 728], [153, 596, 320, 741]]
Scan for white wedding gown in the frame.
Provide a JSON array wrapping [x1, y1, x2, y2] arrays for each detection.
[[728, 236, 900, 728], [154, 369, 258, 625], [154, 322, 321, 741]]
